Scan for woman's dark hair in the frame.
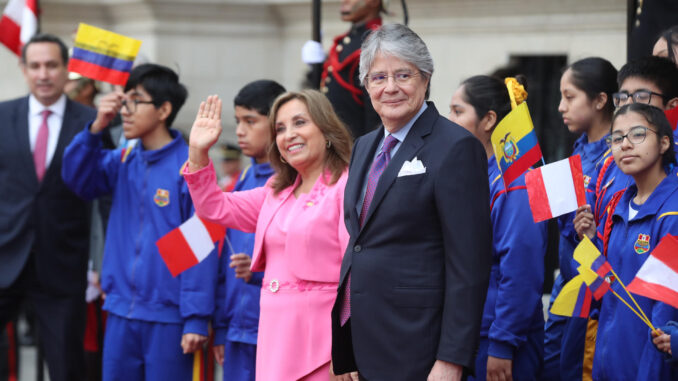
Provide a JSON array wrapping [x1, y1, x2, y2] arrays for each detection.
[[234, 80, 286, 116], [656, 25, 678, 63], [268, 90, 353, 194], [612, 103, 676, 169], [566, 57, 618, 117], [125, 63, 188, 128], [460, 74, 527, 128]]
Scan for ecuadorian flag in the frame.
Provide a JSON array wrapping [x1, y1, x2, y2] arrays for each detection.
[[490, 102, 543, 188], [550, 273, 592, 318], [573, 237, 613, 300], [68, 23, 142, 86]]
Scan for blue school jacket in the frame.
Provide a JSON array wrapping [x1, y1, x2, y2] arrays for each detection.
[[591, 169, 678, 381], [213, 159, 273, 346], [480, 156, 547, 359], [62, 125, 217, 336]]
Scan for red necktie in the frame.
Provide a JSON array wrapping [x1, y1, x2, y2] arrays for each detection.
[[34, 110, 51, 182], [340, 134, 399, 326]]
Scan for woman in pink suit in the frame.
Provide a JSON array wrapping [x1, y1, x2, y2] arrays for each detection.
[[184, 90, 353, 381]]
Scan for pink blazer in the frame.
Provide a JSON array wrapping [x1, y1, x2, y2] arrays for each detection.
[[183, 161, 349, 283]]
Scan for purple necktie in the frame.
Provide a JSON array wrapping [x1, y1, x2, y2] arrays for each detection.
[[34, 110, 51, 182], [340, 134, 399, 326]]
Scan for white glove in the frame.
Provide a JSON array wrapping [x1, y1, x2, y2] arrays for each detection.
[[302, 40, 326, 64]]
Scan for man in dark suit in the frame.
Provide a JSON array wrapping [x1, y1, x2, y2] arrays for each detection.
[[0, 33, 96, 381], [331, 24, 492, 380]]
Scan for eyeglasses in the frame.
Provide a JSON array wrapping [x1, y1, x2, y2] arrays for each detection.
[[121, 99, 155, 114], [366, 71, 420, 88], [605, 126, 658, 148], [612, 90, 665, 107]]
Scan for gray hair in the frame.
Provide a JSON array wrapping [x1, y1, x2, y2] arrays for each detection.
[[359, 24, 434, 96]]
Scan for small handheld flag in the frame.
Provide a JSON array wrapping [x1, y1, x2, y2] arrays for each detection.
[[571, 237, 656, 331], [628, 234, 678, 309], [525, 155, 586, 222], [0, 0, 38, 56], [550, 274, 592, 318], [68, 23, 142, 86], [490, 78, 543, 188], [573, 236, 612, 300], [156, 215, 225, 277]]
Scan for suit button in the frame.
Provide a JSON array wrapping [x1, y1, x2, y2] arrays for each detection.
[[354, 245, 362, 252]]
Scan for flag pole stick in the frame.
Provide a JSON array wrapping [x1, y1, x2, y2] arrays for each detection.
[[609, 268, 654, 330], [224, 233, 235, 256], [609, 288, 655, 331]]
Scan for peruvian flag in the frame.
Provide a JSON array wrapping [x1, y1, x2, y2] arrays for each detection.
[[525, 155, 586, 222], [628, 234, 678, 309], [0, 0, 38, 56], [156, 215, 225, 277]]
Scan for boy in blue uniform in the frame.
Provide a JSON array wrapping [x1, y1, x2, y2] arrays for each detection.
[[575, 104, 678, 380], [448, 75, 547, 381], [62, 64, 218, 380], [593, 56, 678, 225], [211, 80, 285, 381]]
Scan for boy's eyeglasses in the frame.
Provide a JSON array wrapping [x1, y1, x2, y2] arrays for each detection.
[[612, 90, 665, 107], [122, 99, 155, 114]]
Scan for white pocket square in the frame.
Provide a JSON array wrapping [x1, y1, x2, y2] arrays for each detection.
[[397, 157, 426, 177]]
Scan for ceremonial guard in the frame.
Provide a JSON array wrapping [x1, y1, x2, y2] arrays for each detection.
[[313, 0, 384, 138]]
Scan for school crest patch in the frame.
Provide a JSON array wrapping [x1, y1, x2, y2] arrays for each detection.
[[154, 188, 170, 207], [634, 233, 650, 254]]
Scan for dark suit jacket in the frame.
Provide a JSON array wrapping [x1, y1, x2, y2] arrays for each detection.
[[0, 96, 96, 295], [331, 102, 493, 380]]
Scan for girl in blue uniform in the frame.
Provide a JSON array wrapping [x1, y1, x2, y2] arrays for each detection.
[[545, 57, 617, 381], [448, 75, 547, 381], [575, 103, 678, 380]]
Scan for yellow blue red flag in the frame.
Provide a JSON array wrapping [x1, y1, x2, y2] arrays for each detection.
[[490, 101, 543, 188], [68, 23, 142, 86], [573, 237, 613, 300], [550, 273, 592, 318]]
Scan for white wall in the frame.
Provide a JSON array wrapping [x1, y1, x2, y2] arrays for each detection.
[[0, 0, 626, 142]]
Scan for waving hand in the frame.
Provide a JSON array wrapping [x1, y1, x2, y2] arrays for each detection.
[[188, 95, 223, 171]]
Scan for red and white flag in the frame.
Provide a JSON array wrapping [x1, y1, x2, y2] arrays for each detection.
[[525, 155, 586, 222], [0, 0, 38, 56], [156, 215, 225, 277], [628, 234, 678, 309]]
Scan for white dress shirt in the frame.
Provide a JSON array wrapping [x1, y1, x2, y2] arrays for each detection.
[[28, 94, 67, 170]]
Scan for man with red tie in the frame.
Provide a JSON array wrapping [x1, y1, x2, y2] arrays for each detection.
[[0, 33, 95, 381]]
